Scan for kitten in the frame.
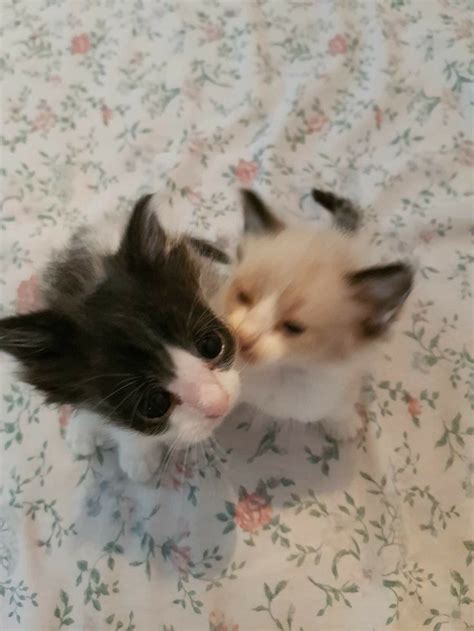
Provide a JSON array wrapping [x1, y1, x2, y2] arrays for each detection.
[[0, 194, 240, 481], [221, 188, 413, 439]]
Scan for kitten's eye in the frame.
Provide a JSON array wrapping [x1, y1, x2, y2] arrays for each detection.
[[281, 321, 306, 336], [140, 389, 174, 419], [237, 290, 252, 306], [196, 331, 224, 360]]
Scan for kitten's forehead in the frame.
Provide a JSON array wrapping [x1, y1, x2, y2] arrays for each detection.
[[234, 227, 363, 329], [239, 229, 356, 291]]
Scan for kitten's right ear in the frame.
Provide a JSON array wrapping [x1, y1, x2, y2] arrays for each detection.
[[347, 262, 414, 337], [241, 189, 285, 235], [0, 310, 77, 364], [119, 194, 166, 272]]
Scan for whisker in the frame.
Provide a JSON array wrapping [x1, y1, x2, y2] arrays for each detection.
[[107, 380, 146, 419], [70, 373, 135, 387], [209, 436, 227, 461], [90, 377, 140, 411], [157, 432, 183, 484]]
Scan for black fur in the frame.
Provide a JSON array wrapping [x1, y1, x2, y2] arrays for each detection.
[[241, 187, 362, 235], [311, 188, 361, 232], [188, 238, 230, 264], [241, 189, 285, 234], [0, 196, 235, 436]]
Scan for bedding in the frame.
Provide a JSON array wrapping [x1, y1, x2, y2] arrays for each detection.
[[1, 1, 473, 629]]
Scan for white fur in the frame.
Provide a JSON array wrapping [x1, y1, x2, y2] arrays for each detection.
[[66, 411, 164, 482], [239, 352, 368, 440], [168, 348, 231, 418], [66, 349, 240, 482]]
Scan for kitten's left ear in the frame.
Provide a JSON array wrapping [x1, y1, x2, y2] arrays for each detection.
[[241, 189, 285, 235], [347, 263, 414, 336], [119, 194, 166, 272], [312, 188, 361, 233]]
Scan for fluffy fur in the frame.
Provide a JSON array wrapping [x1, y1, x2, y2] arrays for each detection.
[[221, 188, 413, 439], [0, 195, 240, 481]]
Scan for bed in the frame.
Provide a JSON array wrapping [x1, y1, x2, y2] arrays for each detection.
[[1, 1, 473, 629]]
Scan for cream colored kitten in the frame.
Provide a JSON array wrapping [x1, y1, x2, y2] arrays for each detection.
[[221, 189, 413, 440]]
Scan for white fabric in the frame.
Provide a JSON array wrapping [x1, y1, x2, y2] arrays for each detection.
[[1, 2, 473, 630]]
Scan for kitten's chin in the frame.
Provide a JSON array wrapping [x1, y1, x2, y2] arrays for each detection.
[[169, 410, 225, 445]]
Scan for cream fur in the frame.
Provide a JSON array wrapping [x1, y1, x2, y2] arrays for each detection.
[[221, 226, 396, 439]]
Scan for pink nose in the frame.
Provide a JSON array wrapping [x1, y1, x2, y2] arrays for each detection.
[[168, 351, 231, 420], [199, 383, 230, 419]]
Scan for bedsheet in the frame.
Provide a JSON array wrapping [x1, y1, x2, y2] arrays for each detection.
[[1, 1, 473, 630]]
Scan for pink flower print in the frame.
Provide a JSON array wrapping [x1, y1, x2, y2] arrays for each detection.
[[182, 80, 201, 104], [32, 107, 57, 133], [204, 25, 223, 42], [306, 114, 328, 134], [233, 159, 258, 185], [209, 609, 239, 631], [374, 106, 382, 129], [419, 230, 434, 244], [406, 396, 421, 418], [58, 405, 72, 428], [168, 542, 192, 575], [184, 187, 203, 205], [101, 105, 113, 126], [71, 33, 90, 54], [328, 34, 347, 55], [16, 275, 42, 314], [234, 491, 272, 533]]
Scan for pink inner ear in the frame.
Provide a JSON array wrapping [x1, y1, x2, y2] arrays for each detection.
[[168, 348, 230, 419]]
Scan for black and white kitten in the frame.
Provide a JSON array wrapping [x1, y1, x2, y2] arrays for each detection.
[[0, 195, 240, 481]]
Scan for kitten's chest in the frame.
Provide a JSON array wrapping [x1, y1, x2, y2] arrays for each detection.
[[241, 363, 350, 422]]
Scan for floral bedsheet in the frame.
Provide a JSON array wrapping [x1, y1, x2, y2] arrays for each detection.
[[1, 2, 473, 630]]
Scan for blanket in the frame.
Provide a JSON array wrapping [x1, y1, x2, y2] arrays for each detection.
[[1, 1, 473, 629]]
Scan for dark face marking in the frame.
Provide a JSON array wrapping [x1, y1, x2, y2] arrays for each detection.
[[0, 195, 236, 436]]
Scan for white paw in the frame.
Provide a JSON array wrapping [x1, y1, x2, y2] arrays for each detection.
[[319, 416, 362, 442], [118, 450, 158, 483], [66, 422, 96, 456]]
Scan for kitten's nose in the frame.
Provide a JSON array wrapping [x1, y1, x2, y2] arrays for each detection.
[[200, 383, 230, 419]]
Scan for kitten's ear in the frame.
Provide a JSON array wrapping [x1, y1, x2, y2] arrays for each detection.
[[241, 189, 285, 235], [119, 194, 166, 271], [0, 310, 77, 364], [188, 238, 230, 264], [347, 263, 414, 336], [312, 188, 361, 233]]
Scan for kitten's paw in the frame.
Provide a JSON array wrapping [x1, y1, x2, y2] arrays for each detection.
[[66, 422, 96, 456], [119, 450, 158, 483], [319, 416, 362, 443]]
